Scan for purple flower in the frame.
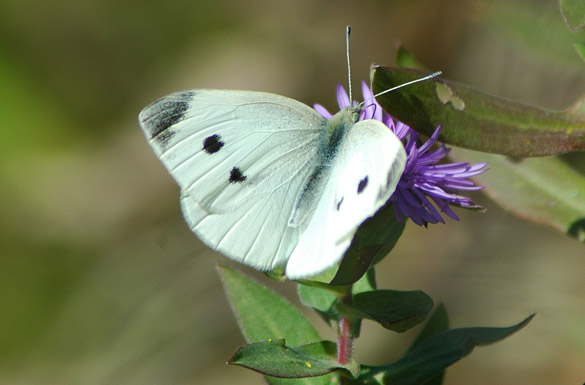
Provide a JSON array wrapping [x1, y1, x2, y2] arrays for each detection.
[[314, 81, 487, 226]]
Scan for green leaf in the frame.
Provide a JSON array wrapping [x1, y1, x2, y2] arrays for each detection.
[[218, 265, 334, 385], [407, 304, 450, 385], [560, 0, 585, 32], [408, 303, 449, 353], [297, 268, 377, 331], [574, 43, 585, 64], [337, 290, 433, 333], [218, 265, 320, 344], [229, 339, 359, 378], [297, 267, 376, 314], [481, 2, 580, 67], [352, 268, 377, 294], [395, 46, 425, 69], [265, 265, 287, 281], [371, 66, 585, 157], [369, 314, 535, 385], [330, 202, 406, 286], [297, 283, 338, 327], [451, 149, 585, 242]]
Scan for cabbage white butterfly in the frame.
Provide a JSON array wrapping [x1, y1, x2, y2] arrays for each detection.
[[138, 28, 439, 279]]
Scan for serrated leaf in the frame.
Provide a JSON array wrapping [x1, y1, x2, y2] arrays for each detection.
[[560, 0, 585, 32], [229, 339, 359, 378], [218, 265, 334, 385], [371, 66, 585, 157], [451, 149, 585, 242], [337, 290, 433, 333], [330, 202, 405, 286], [367, 314, 535, 385]]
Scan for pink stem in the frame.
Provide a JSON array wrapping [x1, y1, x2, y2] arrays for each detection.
[[337, 316, 352, 365]]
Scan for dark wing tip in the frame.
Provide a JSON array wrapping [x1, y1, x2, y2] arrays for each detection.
[[138, 91, 197, 142]]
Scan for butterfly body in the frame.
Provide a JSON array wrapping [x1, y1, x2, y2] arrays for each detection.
[[139, 89, 406, 279]]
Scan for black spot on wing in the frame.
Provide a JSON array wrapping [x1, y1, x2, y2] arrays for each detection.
[[140, 91, 196, 146], [357, 176, 369, 194], [203, 134, 224, 154], [336, 197, 344, 211], [229, 167, 247, 183]]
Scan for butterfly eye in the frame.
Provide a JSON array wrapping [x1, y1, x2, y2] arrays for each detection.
[[357, 176, 368, 194]]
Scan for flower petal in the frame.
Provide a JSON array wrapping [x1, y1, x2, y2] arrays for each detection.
[[313, 104, 332, 119], [336, 84, 350, 109]]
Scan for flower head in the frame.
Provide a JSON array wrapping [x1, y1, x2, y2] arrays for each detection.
[[314, 81, 487, 226]]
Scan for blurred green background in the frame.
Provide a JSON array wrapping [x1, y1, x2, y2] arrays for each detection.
[[1, 0, 584, 384]]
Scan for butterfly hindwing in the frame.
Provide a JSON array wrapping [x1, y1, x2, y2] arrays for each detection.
[[285, 118, 406, 279], [139, 90, 325, 270]]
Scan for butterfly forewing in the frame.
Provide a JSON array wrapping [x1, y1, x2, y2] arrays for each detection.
[[139, 90, 325, 270], [140, 90, 324, 210]]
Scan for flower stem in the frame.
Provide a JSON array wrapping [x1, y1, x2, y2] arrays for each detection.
[[337, 315, 352, 365], [336, 289, 354, 366]]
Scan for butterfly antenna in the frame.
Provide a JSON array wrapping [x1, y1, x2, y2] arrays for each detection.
[[346, 25, 353, 104], [372, 71, 442, 99]]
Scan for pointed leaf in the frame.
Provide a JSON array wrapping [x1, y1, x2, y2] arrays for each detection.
[[395, 46, 426, 70], [407, 304, 450, 385], [337, 290, 433, 333], [218, 265, 334, 385], [218, 265, 320, 344], [560, 0, 585, 32], [229, 340, 359, 378], [371, 314, 534, 385], [408, 303, 449, 352], [331, 202, 405, 286], [371, 66, 585, 157], [451, 149, 585, 242]]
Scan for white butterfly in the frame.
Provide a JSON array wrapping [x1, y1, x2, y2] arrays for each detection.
[[138, 88, 406, 279]]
